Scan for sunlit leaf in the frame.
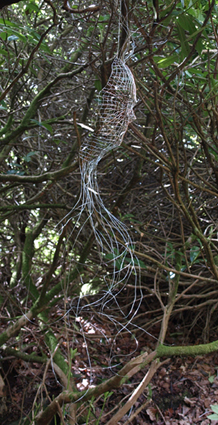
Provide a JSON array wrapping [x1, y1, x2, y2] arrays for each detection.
[[25, 3, 40, 13], [211, 405, 218, 414], [8, 34, 19, 41], [157, 54, 179, 68], [0, 18, 20, 28], [208, 414, 218, 420], [5, 29, 26, 43]]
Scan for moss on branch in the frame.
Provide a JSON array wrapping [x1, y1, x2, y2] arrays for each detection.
[[2, 347, 47, 363], [35, 338, 218, 425], [0, 162, 78, 183], [157, 340, 218, 357]]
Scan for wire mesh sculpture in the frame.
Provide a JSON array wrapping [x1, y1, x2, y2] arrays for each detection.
[[77, 56, 140, 317], [80, 57, 137, 165], [58, 55, 141, 361], [56, 46, 150, 397]]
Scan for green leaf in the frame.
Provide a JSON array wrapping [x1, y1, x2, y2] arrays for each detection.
[[0, 18, 20, 28], [185, 68, 207, 81], [0, 101, 7, 110], [157, 54, 179, 68], [105, 251, 144, 270], [208, 414, 218, 420], [0, 31, 7, 41], [7, 169, 25, 175], [41, 122, 53, 133], [70, 348, 78, 360], [23, 151, 37, 163], [0, 48, 8, 57], [95, 79, 102, 91], [178, 13, 196, 33], [148, 383, 152, 400], [53, 139, 63, 145], [25, 28, 51, 53], [8, 34, 19, 41], [25, 3, 40, 13], [178, 14, 204, 55], [211, 405, 218, 414], [176, 22, 190, 60], [6, 29, 26, 43], [27, 28, 41, 40], [98, 14, 110, 22], [190, 246, 200, 263], [30, 119, 53, 134], [188, 7, 205, 23], [40, 43, 51, 54], [138, 259, 147, 268], [208, 375, 214, 383]]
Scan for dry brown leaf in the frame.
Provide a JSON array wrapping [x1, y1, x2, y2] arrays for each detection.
[[182, 404, 191, 415], [184, 396, 196, 406], [146, 406, 157, 421]]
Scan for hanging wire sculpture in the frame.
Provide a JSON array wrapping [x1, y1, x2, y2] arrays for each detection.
[[60, 53, 142, 345], [78, 56, 139, 307], [62, 54, 143, 380], [60, 4, 149, 378], [80, 57, 137, 165]]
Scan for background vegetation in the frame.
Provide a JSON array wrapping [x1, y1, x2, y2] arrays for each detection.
[[1, 0, 218, 424]]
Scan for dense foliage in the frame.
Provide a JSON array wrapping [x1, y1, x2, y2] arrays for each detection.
[[1, 0, 218, 423]]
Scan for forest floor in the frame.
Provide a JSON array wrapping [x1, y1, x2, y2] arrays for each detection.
[[1, 298, 218, 425]]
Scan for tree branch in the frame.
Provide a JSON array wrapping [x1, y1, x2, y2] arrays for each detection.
[[35, 335, 218, 425], [0, 0, 23, 8], [63, 1, 100, 14], [0, 162, 78, 183]]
